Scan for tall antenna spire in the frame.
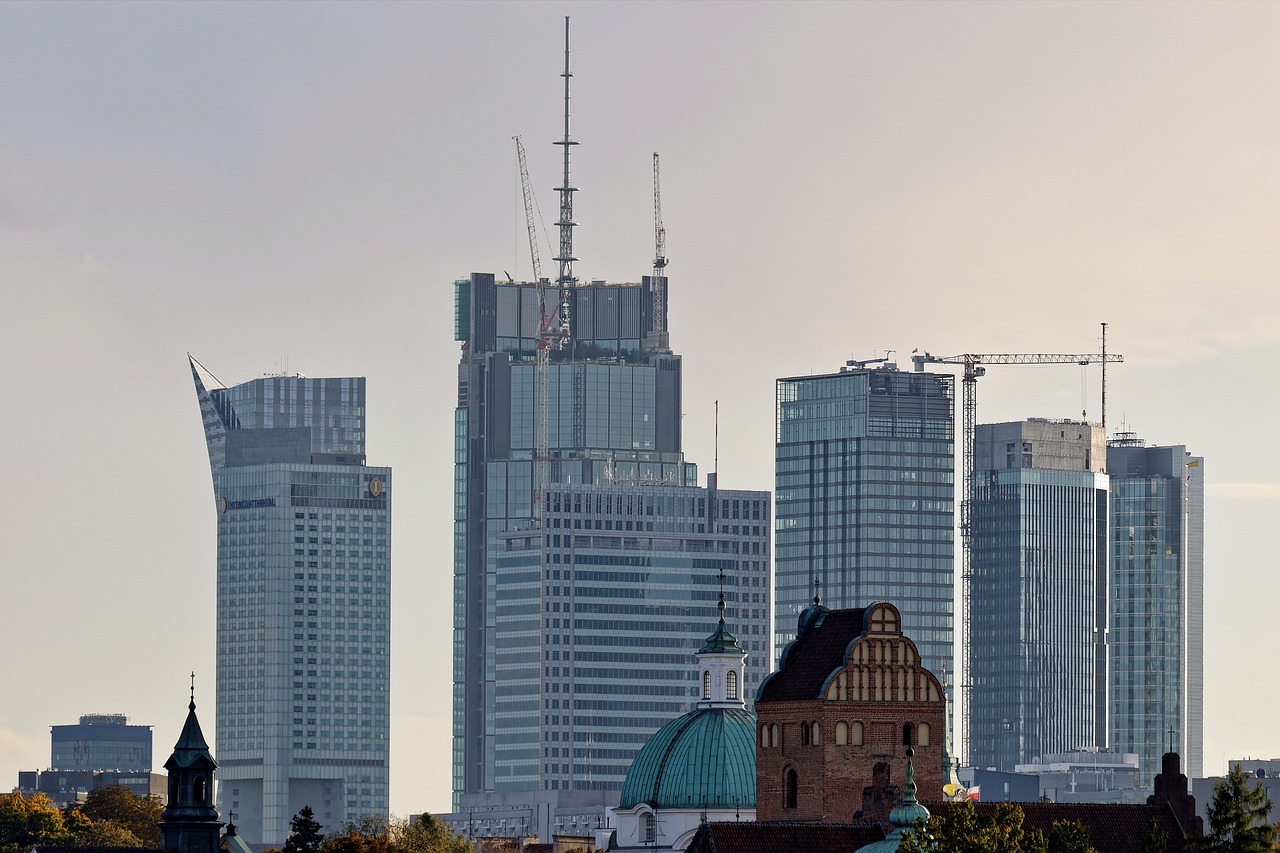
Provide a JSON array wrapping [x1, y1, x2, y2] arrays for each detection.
[[553, 16, 578, 291]]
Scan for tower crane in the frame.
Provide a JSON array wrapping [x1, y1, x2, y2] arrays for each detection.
[[513, 136, 543, 283], [910, 346, 1123, 763], [649, 152, 669, 351]]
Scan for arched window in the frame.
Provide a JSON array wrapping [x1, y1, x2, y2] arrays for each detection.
[[702, 670, 711, 699], [783, 768, 798, 810], [644, 813, 656, 842], [851, 721, 864, 746], [918, 723, 931, 746], [760, 725, 769, 748], [771, 724, 780, 748], [902, 723, 914, 746], [835, 721, 848, 745], [811, 722, 821, 745], [726, 670, 738, 700], [193, 776, 206, 804], [801, 722, 811, 745]]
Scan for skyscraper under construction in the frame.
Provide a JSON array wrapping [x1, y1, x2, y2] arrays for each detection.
[[450, 20, 770, 840]]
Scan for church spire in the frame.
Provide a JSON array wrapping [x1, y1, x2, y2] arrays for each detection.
[[160, 679, 223, 853]]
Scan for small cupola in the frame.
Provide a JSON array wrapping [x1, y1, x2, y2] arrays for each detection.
[[695, 578, 747, 710]]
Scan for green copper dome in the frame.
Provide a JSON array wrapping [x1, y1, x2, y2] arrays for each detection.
[[618, 707, 757, 810]]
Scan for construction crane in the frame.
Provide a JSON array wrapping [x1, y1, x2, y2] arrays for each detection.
[[649, 152, 669, 350], [910, 346, 1124, 763], [513, 136, 542, 283]]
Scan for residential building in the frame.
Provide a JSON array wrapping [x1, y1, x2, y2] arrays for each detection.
[[967, 419, 1109, 772], [190, 359, 391, 846], [1107, 435, 1204, 779], [773, 363, 956, 686]]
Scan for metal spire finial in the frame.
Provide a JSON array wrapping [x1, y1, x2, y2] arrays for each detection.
[[189, 671, 196, 709], [717, 568, 727, 624], [813, 577, 821, 607]]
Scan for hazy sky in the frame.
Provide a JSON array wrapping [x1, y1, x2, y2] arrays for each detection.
[[2, 0, 1279, 817]]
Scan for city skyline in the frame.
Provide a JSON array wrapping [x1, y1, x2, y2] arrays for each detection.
[[2, 2, 1279, 817]]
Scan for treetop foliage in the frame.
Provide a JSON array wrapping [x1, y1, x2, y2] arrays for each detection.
[[1202, 764, 1277, 852], [0, 788, 155, 853], [899, 800, 1096, 853]]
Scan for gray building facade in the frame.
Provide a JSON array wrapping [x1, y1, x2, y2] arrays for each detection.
[[1107, 436, 1204, 779], [773, 363, 956, 686], [967, 419, 1109, 772], [191, 360, 390, 846], [51, 714, 152, 772], [452, 273, 770, 833], [446, 477, 768, 839]]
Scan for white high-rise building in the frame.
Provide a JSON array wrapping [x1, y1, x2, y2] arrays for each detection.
[[190, 357, 391, 846]]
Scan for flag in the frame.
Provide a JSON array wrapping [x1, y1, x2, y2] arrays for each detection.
[[967, 786, 981, 801]]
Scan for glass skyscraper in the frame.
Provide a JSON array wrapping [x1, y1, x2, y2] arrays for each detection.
[[967, 419, 1109, 771], [191, 358, 390, 846], [773, 364, 955, 690], [452, 275, 770, 838], [1107, 436, 1203, 779]]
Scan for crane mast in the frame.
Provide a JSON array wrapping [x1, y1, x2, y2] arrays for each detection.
[[910, 348, 1124, 765], [650, 152, 668, 349]]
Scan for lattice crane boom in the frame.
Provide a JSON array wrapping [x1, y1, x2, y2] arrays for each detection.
[[652, 152, 667, 338], [910, 348, 1123, 764], [514, 136, 542, 283]]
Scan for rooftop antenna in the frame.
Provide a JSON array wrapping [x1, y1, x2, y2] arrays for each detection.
[[713, 400, 719, 474], [553, 16, 578, 293]]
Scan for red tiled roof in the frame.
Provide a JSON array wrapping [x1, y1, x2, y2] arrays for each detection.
[[757, 609, 866, 703], [685, 820, 883, 853]]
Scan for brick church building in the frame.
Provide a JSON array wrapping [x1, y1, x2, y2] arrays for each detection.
[[754, 600, 947, 822]]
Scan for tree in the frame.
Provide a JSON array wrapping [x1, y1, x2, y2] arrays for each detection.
[[1203, 764, 1276, 852], [1140, 817, 1169, 853], [321, 816, 393, 853], [284, 806, 326, 853], [392, 814, 472, 853], [0, 792, 66, 853], [1045, 820, 1096, 853], [62, 809, 144, 848], [77, 784, 163, 846], [898, 800, 1048, 853]]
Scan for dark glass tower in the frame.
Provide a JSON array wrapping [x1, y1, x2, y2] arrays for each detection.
[[1107, 436, 1204, 779], [773, 364, 956, 685], [453, 276, 771, 835], [967, 419, 1110, 771]]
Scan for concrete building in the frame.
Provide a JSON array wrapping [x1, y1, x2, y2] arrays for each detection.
[[774, 363, 956, 696], [1107, 435, 1204, 779], [754, 601, 946, 823], [967, 419, 1110, 771], [191, 359, 391, 845]]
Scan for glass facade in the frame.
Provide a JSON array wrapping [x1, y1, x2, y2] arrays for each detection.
[[1107, 441, 1203, 778], [967, 421, 1109, 772], [50, 716, 152, 772], [191, 360, 389, 846], [452, 272, 766, 832], [491, 481, 770, 797], [774, 367, 955, 690]]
